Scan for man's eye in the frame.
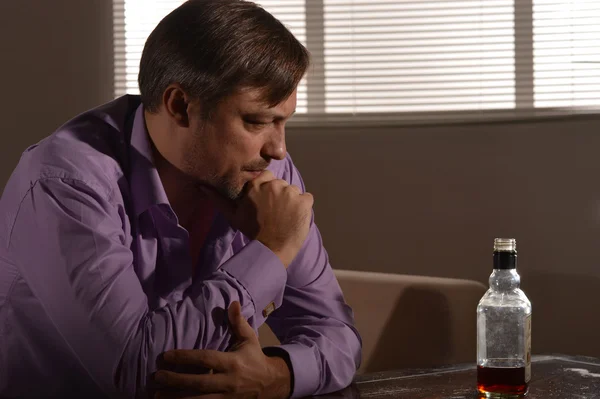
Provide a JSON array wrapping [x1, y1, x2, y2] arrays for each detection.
[[245, 120, 270, 127]]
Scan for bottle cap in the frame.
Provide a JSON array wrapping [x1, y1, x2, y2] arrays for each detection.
[[493, 238, 517, 269], [494, 238, 516, 253]]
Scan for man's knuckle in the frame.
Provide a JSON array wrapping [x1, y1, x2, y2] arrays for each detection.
[[195, 352, 207, 364], [273, 179, 288, 188], [231, 358, 243, 372], [234, 379, 244, 393], [287, 184, 301, 194], [157, 370, 173, 384], [250, 179, 261, 190], [225, 379, 237, 393], [261, 180, 274, 189], [302, 194, 314, 205], [235, 378, 244, 392]]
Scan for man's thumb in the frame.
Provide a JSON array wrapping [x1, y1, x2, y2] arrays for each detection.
[[228, 301, 257, 343]]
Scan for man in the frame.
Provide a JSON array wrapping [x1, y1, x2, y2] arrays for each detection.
[[0, 0, 361, 398]]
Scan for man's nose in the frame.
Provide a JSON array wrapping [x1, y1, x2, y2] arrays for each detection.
[[261, 127, 286, 161]]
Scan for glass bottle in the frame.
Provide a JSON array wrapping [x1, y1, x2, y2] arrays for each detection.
[[477, 238, 532, 397]]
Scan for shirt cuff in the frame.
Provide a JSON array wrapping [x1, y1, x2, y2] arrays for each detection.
[[275, 343, 321, 398], [220, 240, 287, 327]]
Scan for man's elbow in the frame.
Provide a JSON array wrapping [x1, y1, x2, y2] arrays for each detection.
[[113, 350, 152, 399], [321, 335, 362, 395], [113, 323, 158, 399]]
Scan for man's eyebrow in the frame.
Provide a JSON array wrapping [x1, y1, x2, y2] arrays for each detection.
[[279, 109, 296, 120], [244, 109, 296, 120]]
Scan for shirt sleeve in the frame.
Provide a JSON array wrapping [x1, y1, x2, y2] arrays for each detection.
[[263, 157, 363, 398], [8, 177, 287, 398]]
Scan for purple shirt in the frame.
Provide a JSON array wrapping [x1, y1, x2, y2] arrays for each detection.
[[0, 96, 361, 398]]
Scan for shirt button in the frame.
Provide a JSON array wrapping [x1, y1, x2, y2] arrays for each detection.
[[262, 302, 276, 318]]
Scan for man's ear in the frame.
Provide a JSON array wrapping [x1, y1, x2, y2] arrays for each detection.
[[162, 84, 191, 128]]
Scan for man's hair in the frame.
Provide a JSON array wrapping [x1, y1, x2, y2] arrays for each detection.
[[138, 0, 310, 114]]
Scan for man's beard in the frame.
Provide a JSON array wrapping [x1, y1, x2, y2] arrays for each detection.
[[195, 173, 244, 202], [213, 176, 244, 201], [192, 160, 270, 202], [219, 160, 270, 201]]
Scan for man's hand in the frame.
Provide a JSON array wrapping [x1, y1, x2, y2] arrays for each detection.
[[209, 170, 314, 268], [154, 302, 291, 399]]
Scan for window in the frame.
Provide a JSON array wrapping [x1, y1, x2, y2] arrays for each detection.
[[113, 0, 600, 125], [533, 0, 600, 108], [113, 0, 308, 112]]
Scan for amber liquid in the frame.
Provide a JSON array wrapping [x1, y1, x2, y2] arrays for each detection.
[[477, 366, 528, 396]]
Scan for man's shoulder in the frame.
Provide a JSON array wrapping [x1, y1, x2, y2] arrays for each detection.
[[3, 96, 141, 204], [268, 153, 297, 181], [268, 153, 306, 191]]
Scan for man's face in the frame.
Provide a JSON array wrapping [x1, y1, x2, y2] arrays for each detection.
[[182, 88, 297, 200]]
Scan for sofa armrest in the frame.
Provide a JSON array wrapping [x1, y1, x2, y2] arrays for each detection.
[[258, 269, 486, 373]]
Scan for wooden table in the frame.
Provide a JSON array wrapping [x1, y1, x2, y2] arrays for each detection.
[[315, 355, 600, 398]]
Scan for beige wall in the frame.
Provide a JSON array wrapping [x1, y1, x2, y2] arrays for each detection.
[[287, 117, 600, 359], [0, 0, 113, 187], [1, 0, 599, 363]]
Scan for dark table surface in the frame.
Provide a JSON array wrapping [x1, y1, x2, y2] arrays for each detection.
[[316, 355, 600, 399]]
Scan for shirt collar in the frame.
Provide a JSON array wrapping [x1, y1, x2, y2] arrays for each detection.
[[129, 104, 171, 218]]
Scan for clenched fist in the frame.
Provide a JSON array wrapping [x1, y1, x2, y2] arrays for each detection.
[[211, 170, 314, 268]]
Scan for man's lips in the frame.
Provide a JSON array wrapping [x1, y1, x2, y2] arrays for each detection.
[[244, 170, 264, 178]]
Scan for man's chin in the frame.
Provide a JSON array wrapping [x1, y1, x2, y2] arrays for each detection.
[[193, 175, 246, 201], [223, 187, 244, 201], [212, 183, 244, 202], [193, 182, 234, 201]]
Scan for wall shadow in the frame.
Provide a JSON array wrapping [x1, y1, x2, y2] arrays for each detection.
[[366, 286, 453, 372]]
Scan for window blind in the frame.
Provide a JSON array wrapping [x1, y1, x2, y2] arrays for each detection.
[[113, 0, 600, 125], [533, 0, 600, 108]]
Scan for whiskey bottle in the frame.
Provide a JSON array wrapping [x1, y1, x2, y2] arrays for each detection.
[[477, 238, 532, 397]]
